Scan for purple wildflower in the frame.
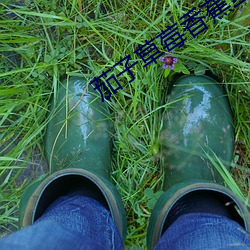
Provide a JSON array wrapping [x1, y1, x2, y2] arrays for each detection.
[[159, 55, 178, 70]]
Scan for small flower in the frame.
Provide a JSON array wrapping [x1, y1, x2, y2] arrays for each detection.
[[159, 54, 178, 70]]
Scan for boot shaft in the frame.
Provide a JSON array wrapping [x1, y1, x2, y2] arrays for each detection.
[[160, 75, 234, 189]]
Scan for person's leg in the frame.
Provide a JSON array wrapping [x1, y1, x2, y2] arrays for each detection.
[[155, 213, 250, 250], [0, 195, 123, 250]]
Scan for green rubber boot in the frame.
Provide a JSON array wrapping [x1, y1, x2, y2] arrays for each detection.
[[19, 77, 126, 242], [147, 75, 250, 249]]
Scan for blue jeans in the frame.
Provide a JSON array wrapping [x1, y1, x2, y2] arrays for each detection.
[[0, 196, 249, 249], [0, 196, 123, 250], [156, 213, 250, 250]]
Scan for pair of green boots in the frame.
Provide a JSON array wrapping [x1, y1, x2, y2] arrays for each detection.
[[19, 75, 250, 249]]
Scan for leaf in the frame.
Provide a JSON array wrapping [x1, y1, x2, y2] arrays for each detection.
[[44, 54, 52, 63], [194, 64, 207, 75], [164, 67, 170, 77], [76, 53, 84, 59], [146, 191, 164, 209], [186, 61, 197, 70], [173, 62, 182, 73], [32, 71, 38, 77], [182, 67, 190, 75], [144, 188, 154, 198], [76, 23, 83, 29], [147, 199, 157, 209], [155, 190, 164, 199], [174, 62, 190, 75]]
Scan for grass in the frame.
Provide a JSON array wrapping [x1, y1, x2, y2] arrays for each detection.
[[0, 0, 250, 248]]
